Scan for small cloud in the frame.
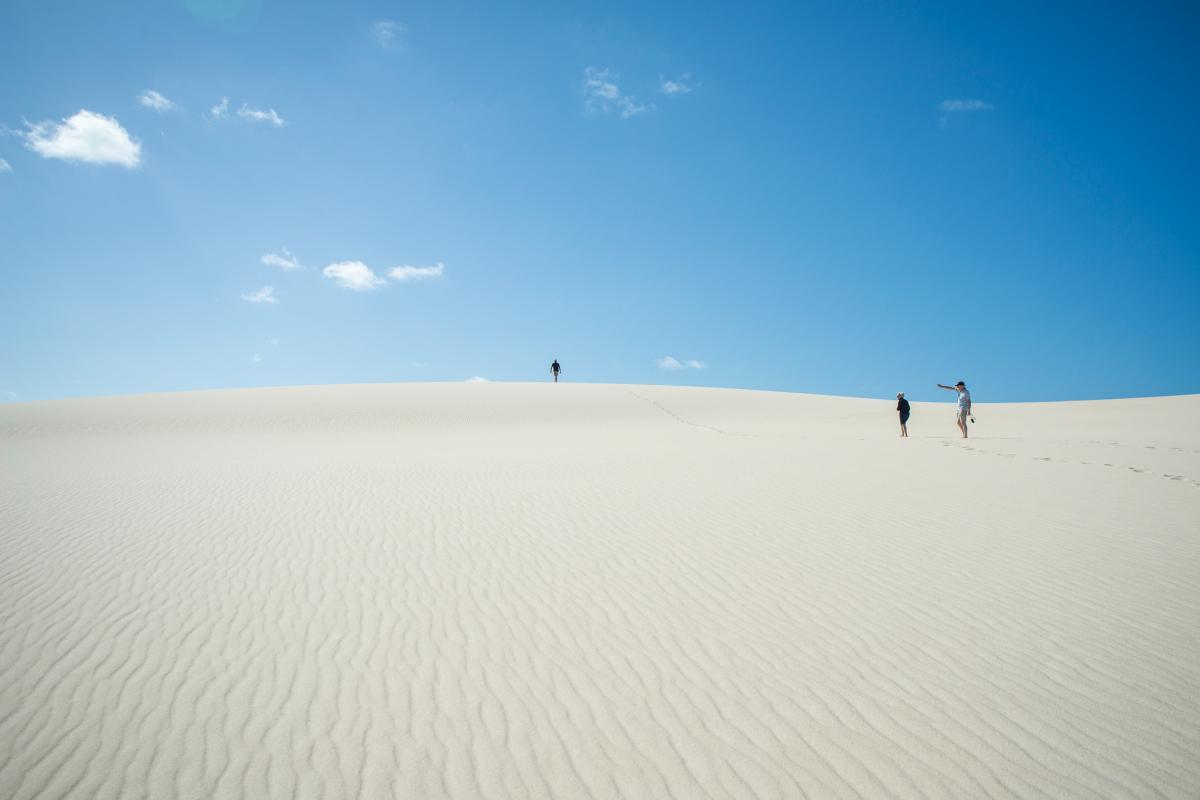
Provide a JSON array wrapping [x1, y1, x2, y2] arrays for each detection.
[[323, 260, 385, 291], [137, 90, 176, 112], [0, 158, 10, 173], [266, 337, 280, 346], [373, 20, 405, 48], [411, 360, 430, 368], [261, 246, 302, 271], [250, 354, 263, 364], [465, 376, 489, 383], [2, 390, 17, 401], [237, 105, 286, 127], [209, 97, 230, 119], [583, 67, 650, 119], [387, 262, 444, 281], [938, 99, 993, 112], [24, 110, 141, 168], [241, 285, 278, 304], [657, 355, 706, 371], [659, 73, 695, 95]]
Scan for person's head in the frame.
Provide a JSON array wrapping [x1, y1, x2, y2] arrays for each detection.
[[896, 392, 904, 399], [955, 381, 965, 389]]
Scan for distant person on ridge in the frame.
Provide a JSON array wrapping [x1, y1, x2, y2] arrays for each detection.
[[896, 392, 910, 437], [936, 381, 972, 438], [551, 359, 561, 383]]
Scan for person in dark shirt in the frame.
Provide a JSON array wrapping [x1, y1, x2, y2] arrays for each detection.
[[551, 359, 561, 383], [896, 392, 910, 437]]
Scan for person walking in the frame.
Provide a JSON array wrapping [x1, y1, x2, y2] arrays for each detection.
[[551, 359, 561, 383], [896, 392, 910, 437], [936, 381, 972, 438]]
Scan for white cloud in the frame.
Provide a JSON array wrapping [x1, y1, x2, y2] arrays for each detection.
[[241, 285, 278, 304], [209, 97, 230, 119], [465, 376, 489, 383], [387, 262, 444, 281], [323, 261, 385, 291], [237, 105, 286, 127], [660, 73, 695, 95], [261, 246, 302, 271], [583, 67, 650, 119], [24, 110, 141, 168], [938, 99, 993, 112], [137, 90, 175, 112], [266, 337, 280, 346], [373, 20, 405, 48], [658, 355, 706, 371], [250, 354, 263, 364], [0, 158, 10, 173], [2, 390, 17, 401]]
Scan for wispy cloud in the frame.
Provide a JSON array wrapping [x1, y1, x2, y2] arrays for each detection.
[[237, 105, 286, 127], [387, 262, 444, 282], [938, 99, 993, 112], [323, 261, 386, 291], [250, 354, 263, 364], [24, 110, 141, 168], [0, 158, 10, 173], [266, 337, 280, 347], [373, 20, 405, 49], [465, 376, 489, 383], [659, 73, 695, 95], [241, 285, 278, 304], [2, 390, 17, 401], [137, 90, 175, 112], [261, 246, 302, 271], [209, 97, 230, 119], [657, 356, 706, 371], [583, 67, 649, 119]]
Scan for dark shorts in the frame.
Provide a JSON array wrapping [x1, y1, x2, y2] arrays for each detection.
[[899, 412, 910, 424]]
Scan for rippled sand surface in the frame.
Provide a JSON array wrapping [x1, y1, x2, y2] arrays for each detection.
[[2, 383, 1198, 799]]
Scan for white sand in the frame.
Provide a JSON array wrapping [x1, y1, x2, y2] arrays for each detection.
[[1, 383, 1198, 799]]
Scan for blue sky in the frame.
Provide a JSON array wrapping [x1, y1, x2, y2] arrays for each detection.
[[1, 0, 1197, 403]]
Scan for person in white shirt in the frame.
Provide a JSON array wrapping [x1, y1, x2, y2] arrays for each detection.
[[936, 381, 972, 438]]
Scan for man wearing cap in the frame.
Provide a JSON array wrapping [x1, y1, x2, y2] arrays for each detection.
[[936, 381, 972, 438]]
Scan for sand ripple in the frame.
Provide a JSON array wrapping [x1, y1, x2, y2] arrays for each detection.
[[2, 384, 1198, 798]]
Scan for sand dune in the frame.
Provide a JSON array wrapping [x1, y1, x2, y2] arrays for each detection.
[[1, 383, 1197, 799]]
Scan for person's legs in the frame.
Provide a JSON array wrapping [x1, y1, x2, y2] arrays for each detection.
[[957, 411, 968, 438]]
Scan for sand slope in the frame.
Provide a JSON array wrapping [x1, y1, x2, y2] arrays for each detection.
[[1, 383, 1198, 799]]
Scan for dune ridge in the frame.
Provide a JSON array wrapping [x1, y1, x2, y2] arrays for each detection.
[[2, 383, 1198, 799]]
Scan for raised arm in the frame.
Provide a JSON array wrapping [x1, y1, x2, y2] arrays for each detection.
[[936, 384, 956, 392]]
